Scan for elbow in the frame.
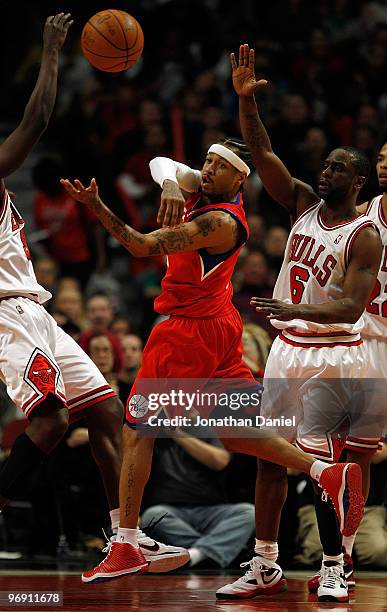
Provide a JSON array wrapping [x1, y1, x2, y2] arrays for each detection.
[[23, 109, 48, 137], [212, 452, 231, 471]]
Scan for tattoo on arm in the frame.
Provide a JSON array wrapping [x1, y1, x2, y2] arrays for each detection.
[[147, 215, 223, 255], [88, 199, 145, 252], [239, 97, 272, 154]]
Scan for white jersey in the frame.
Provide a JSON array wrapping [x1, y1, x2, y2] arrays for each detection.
[[271, 200, 375, 342], [362, 195, 387, 339], [0, 189, 51, 304]]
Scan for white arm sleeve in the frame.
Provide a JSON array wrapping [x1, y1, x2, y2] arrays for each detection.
[[149, 157, 202, 193]]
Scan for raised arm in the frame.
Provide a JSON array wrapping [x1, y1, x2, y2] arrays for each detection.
[[150, 157, 202, 228], [0, 13, 72, 188], [61, 177, 238, 257], [231, 44, 317, 215], [252, 226, 382, 324]]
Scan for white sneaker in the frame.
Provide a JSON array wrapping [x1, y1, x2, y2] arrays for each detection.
[[102, 530, 189, 573], [216, 556, 287, 600], [137, 529, 190, 573], [317, 563, 348, 602]]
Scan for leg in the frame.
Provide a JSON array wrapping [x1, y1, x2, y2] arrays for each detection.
[[255, 460, 287, 541], [120, 425, 155, 528], [141, 505, 201, 549], [193, 503, 255, 568], [346, 450, 373, 500], [0, 396, 68, 507], [85, 396, 124, 510]]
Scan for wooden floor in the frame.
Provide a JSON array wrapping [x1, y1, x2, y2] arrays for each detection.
[[0, 571, 386, 611]]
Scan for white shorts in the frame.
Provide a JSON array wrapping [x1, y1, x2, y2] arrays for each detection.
[[261, 333, 381, 461], [0, 297, 116, 418], [357, 336, 387, 452]]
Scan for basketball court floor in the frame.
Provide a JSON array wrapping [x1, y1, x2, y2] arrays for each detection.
[[0, 571, 386, 611]]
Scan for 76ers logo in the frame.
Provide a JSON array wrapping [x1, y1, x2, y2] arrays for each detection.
[[24, 349, 60, 396]]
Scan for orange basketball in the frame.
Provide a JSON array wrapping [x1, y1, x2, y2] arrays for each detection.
[[81, 10, 144, 72]]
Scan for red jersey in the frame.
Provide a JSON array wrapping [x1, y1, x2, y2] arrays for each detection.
[[154, 192, 249, 318]]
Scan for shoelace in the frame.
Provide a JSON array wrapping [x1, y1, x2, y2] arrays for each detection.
[[320, 565, 343, 589], [101, 513, 169, 553], [238, 556, 278, 582]]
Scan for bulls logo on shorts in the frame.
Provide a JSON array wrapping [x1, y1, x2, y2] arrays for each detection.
[[24, 348, 60, 398]]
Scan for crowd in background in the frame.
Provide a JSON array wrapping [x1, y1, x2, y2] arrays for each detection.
[[0, 0, 387, 568]]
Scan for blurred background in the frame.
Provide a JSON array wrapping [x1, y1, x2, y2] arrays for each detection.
[[0, 0, 386, 571]]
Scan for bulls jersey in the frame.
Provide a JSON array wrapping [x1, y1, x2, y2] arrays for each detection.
[[154, 192, 249, 317], [271, 200, 376, 339], [362, 195, 387, 339], [0, 189, 51, 304]]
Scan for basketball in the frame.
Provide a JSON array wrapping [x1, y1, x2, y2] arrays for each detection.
[[81, 10, 144, 72]]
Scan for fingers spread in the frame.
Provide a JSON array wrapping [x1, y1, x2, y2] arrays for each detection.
[[74, 179, 86, 190], [230, 52, 237, 69]]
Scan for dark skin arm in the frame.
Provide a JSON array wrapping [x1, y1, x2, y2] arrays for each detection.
[[61, 177, 239, 257], [251, 226, 382, 324], [0, 13, 73, 195], [231, 44, 318, 217]]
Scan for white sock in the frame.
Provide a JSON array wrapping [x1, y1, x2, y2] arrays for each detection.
[[109, 508, 120, 535], [310, 460, 329, 483], [188, 547, 206, 567], [254, 539, 278, 562], [323, 552, 343, 565], [342, 533, 356, 556], [116, 527, 138, 547]]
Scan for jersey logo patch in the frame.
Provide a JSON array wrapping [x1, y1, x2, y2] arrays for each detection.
[[334, 234, 343, 244], [24, 349, 60, 398]]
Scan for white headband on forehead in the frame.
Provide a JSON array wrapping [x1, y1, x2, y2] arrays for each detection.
[[208, 143, 250, 176]]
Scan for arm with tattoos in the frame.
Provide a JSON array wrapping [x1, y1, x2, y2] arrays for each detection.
[[61, 177, 238, 257], [251, 227, 382, 324], [231, 44, 317, 216]]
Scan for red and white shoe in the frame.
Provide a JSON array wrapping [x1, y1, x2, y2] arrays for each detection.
[[137, 529, 190, 573], [317, 562, 348, 602], [319, 463, 364, 537], [81, 541, 148, 583], [308, 569, 321, 594], [216, 556, 287, 600]]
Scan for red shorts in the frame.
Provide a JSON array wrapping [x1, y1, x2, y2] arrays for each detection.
[[125, 308, 256, 425]]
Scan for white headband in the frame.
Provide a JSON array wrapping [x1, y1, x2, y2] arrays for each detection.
[[208, 143, 250, 176]]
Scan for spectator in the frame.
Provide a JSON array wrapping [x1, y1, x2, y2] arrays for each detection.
[[83, 294, 115, 334], [242, 324, 272, 379], [32, 156, 106, 285], [33, 257, 58, 295], [52, 287, 87, 331], [110, 316, 133, 340], [264, 226, 289, 278], [84, 332, 124, 398], [233, 250, 275, 337], [119, 334, 143, 388], [141, 433, 255, 568]]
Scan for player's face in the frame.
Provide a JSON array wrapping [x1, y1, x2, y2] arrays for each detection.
[[376, 143, 387, 192], [201, 153, 244, 197], [318, 149, 361, 202]]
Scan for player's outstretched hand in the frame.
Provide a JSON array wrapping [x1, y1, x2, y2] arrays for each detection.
[[230, 44, 268, 97], [158, 179, 185, 227], [250, 297, 298, 321], [60, 177, 100, 207], [44, 13, 73, 51]]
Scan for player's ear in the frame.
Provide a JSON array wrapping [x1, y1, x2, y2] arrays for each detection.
[[355, 175, 366, 191]]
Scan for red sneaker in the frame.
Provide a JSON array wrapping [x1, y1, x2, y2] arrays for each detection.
[[307, 570, 321, 593], [82, 541, 148, 583], [319, 463, 364, 537]]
